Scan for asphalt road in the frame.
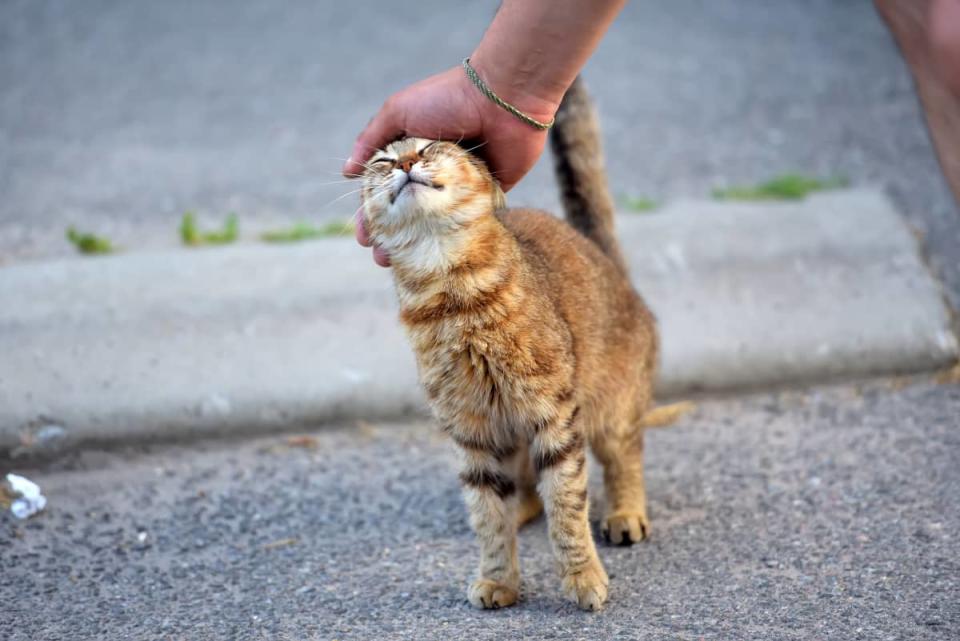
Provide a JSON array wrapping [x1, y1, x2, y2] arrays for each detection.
[[1, 1, 958, 306], [3, 380, 958, 640]]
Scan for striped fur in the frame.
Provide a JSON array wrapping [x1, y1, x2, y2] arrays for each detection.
[[549, 76, 628, 275], [360, 85, 659, 611]]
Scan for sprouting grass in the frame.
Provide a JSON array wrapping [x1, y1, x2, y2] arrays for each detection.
[[623, 196, 659, 212], [179, 213, 200, 245], [180, 212, 239, 246], [712, 174, 848, 201], [66, 228, 115, 255], [260, 220, 354, 243]]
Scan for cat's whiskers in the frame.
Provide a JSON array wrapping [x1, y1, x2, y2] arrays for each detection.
[[318, 186, 368, 211], [314, 178, 367, 186], [460, 140, 489, 155], [323, 155, 381, 175]]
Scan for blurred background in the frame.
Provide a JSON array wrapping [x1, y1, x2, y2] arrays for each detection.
[[1, 0, 957, 301]]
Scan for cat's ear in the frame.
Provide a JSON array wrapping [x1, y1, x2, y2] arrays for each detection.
[[492, 182, 507, 211]]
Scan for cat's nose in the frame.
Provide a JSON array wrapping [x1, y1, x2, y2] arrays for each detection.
[[398, 157, 416, 173]]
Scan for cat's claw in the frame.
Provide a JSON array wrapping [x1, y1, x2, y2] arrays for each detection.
[[602, 512, 649, 546], [468, 579, 519, 610], [562, 562, 609, 611]]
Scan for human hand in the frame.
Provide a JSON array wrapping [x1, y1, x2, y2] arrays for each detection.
[[345, 64, 559, 267], [354, 206, 391, 267]]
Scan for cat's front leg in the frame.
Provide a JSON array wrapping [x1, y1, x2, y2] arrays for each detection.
[[533, 406, 609, 611], [458, 443, 522, 609]]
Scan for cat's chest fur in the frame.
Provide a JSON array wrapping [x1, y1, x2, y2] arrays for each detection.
[[398, 280, 575, 432]]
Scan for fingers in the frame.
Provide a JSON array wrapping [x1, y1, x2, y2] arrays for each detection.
[[372, 245, 391, 267], [483, 130, 548, 193], [354, 208, 371, 247], [355, 208, 391, 267], [343, 96, 405, 178]]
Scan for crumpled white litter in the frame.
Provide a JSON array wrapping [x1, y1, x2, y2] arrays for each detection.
[[6, 473, 47, 519]]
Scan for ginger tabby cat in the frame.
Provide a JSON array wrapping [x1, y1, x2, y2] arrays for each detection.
[[361, 78, 657, 611]]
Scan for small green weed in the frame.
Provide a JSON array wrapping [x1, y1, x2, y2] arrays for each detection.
[[260, 220, 354, 243], [623, 196, 658, 212], [180, 212, 239, 246], [66, 228, 115, 255], [712, 174, 848, 201]]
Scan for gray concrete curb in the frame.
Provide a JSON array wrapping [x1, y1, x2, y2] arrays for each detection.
[[0, 189, 956, 453]]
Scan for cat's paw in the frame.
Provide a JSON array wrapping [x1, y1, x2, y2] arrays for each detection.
[[601, 512, 649, 545], [468, 579, 519, 610], [562, 562, 609, 611]]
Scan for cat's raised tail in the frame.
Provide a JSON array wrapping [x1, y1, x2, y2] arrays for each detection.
[[549, 76, 628, 274]]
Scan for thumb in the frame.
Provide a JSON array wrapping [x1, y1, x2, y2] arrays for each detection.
[[483, 131, 548, 193], [343, 96, 405, 178]]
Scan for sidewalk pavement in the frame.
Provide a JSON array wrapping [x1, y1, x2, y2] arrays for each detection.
[[0, 190, 956, 454], [3, 382, 958, 639]]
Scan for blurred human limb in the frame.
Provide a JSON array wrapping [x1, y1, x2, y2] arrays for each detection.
[[347, 0, 626, 266], [876, 0, 960, 206], [345, 0, 626, 190]]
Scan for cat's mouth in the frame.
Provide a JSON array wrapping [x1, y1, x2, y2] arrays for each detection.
[[391, 175, 444, 203]]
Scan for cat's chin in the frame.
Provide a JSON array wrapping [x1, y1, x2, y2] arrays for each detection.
[[390, 189, 450, 218], [392, 181, 429, 203], [390, 174, 444, 203]]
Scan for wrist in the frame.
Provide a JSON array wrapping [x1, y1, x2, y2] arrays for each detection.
[[467, 48, 563, 126]]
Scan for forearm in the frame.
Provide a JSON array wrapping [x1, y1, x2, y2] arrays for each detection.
[[470, 0, 627, 121]]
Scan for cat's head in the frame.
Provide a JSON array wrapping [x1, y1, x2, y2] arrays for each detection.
[[360, 137, 505, 236]]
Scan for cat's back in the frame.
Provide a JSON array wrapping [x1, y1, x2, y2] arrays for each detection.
[[496, 207, 635, 304], [497, 206, 655, 408], [497, 206, 653, 349]]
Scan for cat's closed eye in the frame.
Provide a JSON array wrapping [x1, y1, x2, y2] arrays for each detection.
[[419, 140, 441, 156]]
